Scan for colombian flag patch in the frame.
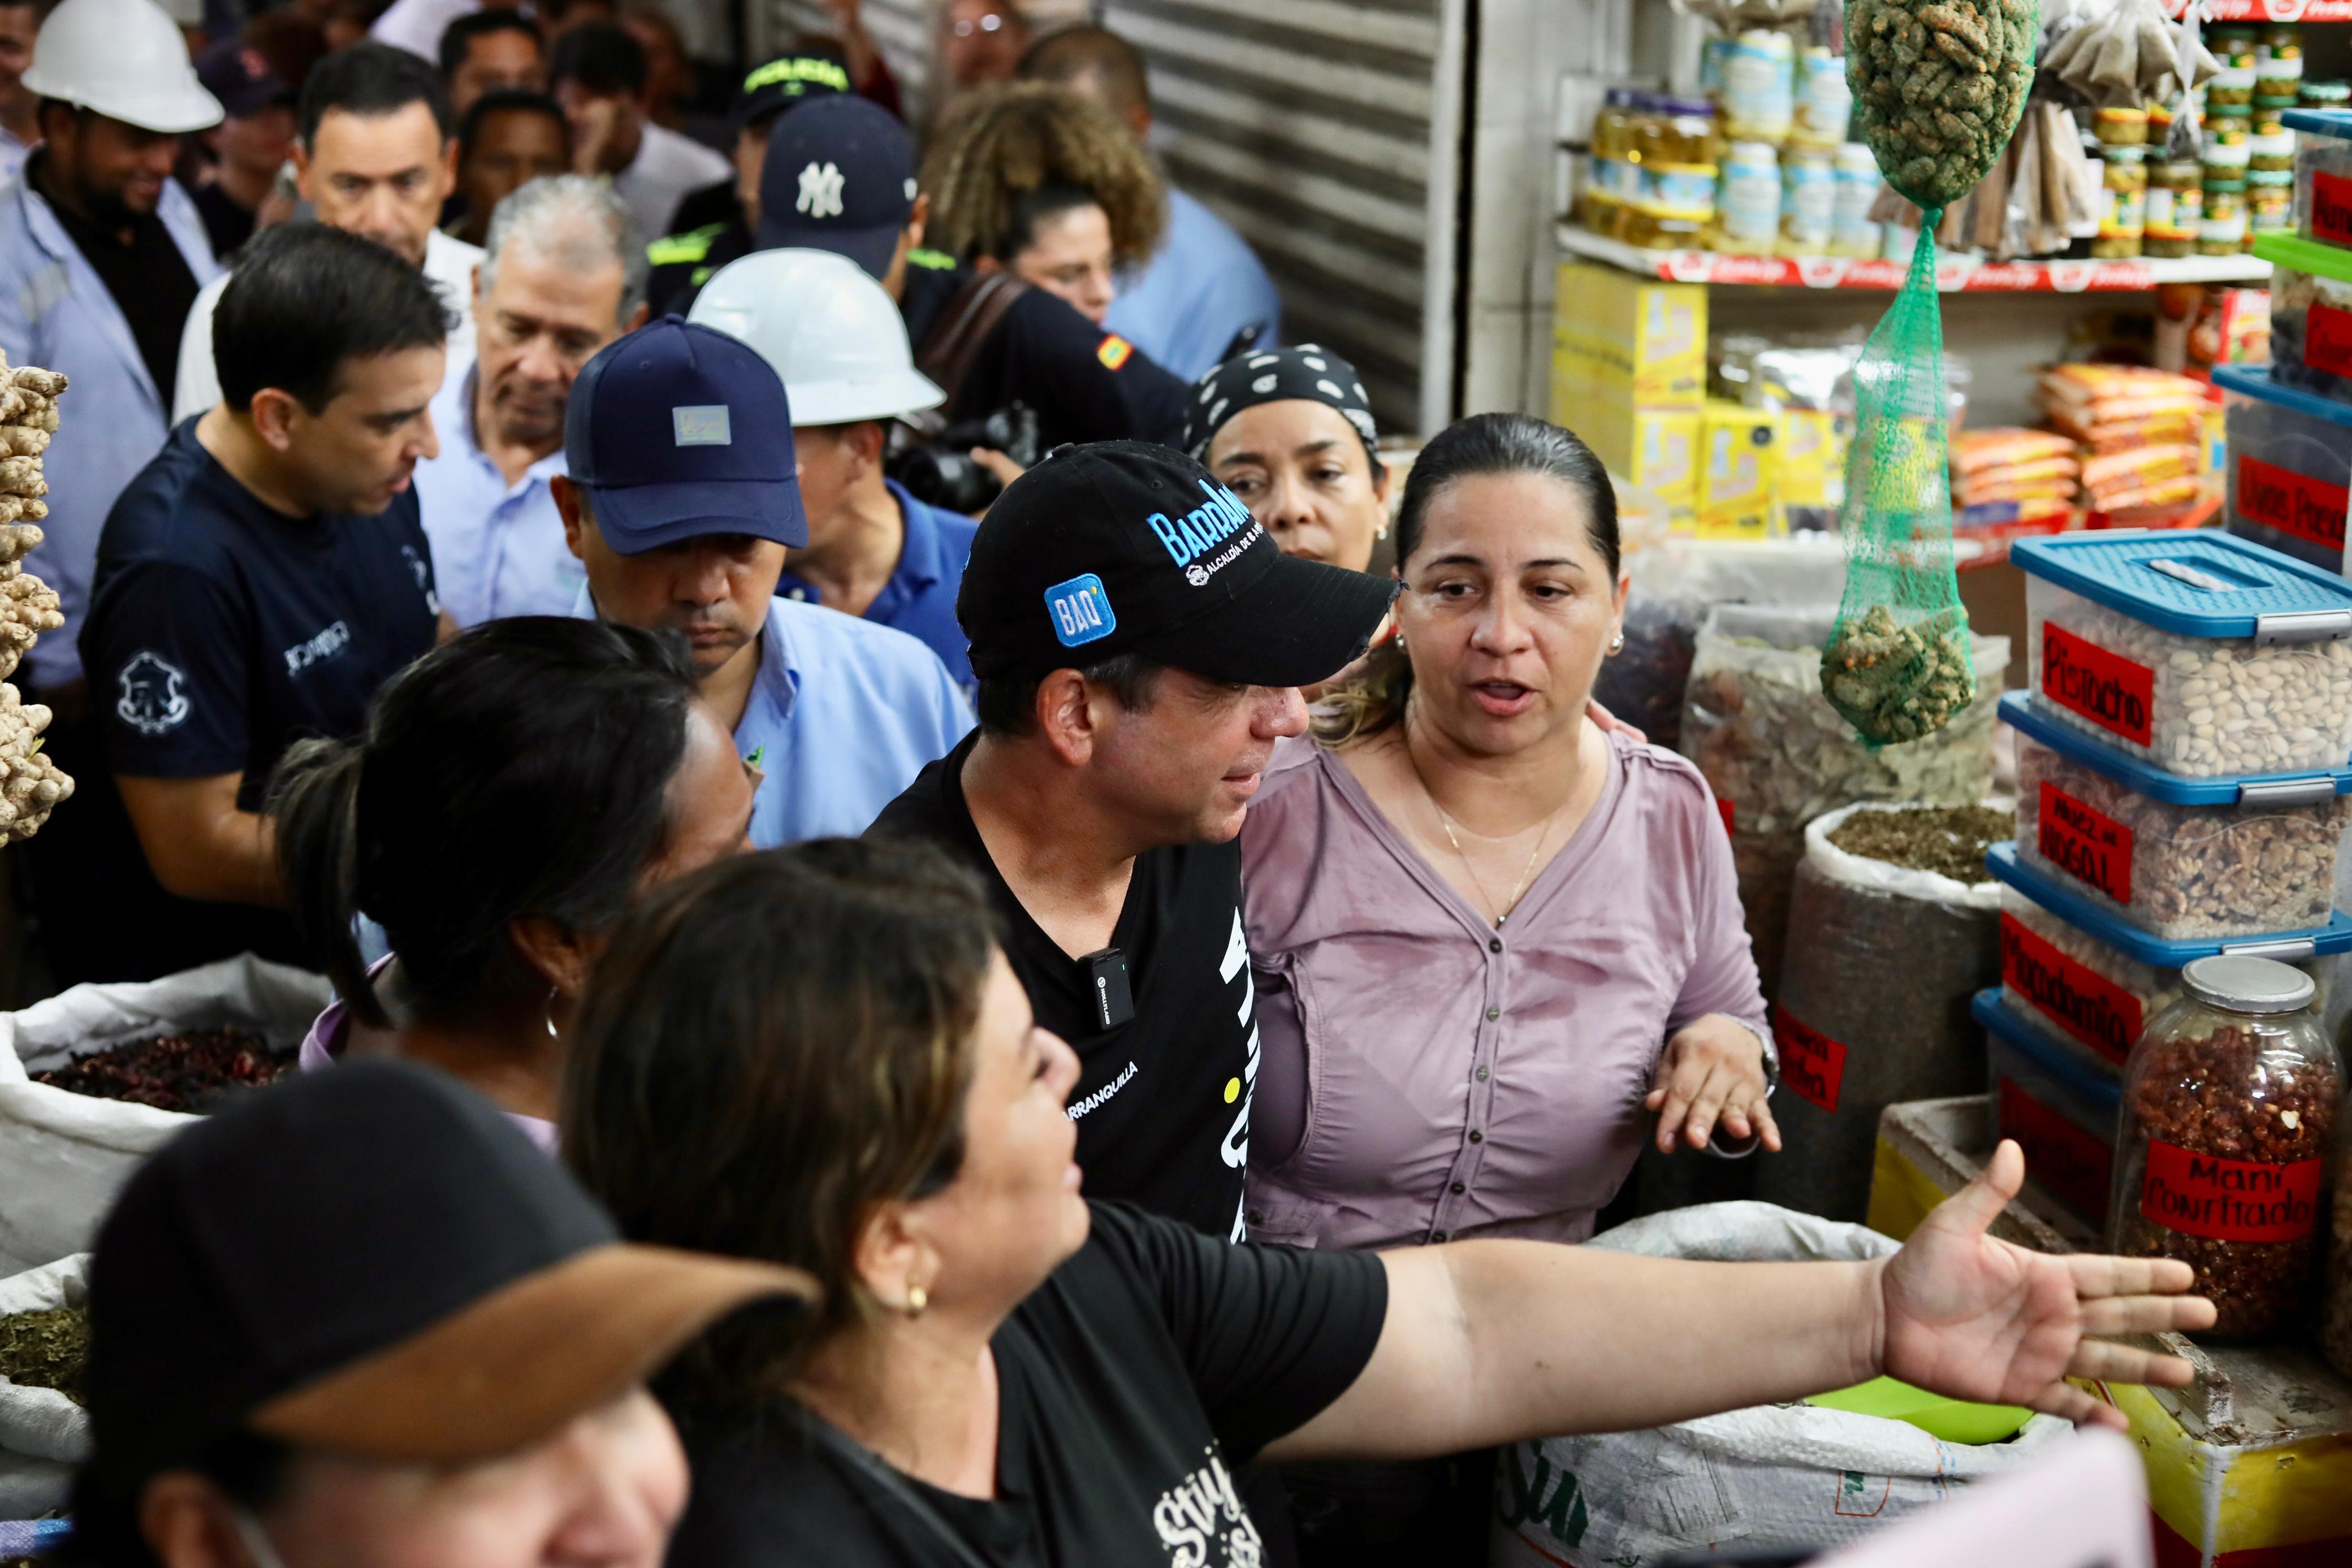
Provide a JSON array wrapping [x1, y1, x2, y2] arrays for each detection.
[[1096, 335, 1134, 371]]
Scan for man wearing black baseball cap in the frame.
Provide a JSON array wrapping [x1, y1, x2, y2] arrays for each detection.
[[191, 41, 297, 261], [642, 47, 852, 317], [556, 317, 970, 848], [745, 94, 1189, 450], [869, 439, 1393, 1241], [70, 1058, 814, 1568]]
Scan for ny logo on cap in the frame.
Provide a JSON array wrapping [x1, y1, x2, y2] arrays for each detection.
[[1045, 573, 1116, 649], [797, 161, 846, 219], [673, 405, 733, 445]]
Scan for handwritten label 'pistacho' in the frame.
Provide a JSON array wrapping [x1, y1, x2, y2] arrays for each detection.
[[2042, 622, 2154, 747]]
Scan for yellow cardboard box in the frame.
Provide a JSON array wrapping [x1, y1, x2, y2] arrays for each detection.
[[1776, 408, 1843, 510], [1696, 400, 1779, 539], [1560, 395, 1698, 522], [1551, 263, 1706, 409]]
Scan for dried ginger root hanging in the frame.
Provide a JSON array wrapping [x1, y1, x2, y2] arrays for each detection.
[[0, 354, 74, 842]]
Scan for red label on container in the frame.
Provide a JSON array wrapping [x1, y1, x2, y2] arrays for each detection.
[[2038, 782, 2134, 904], [1998, 913, 2141, 1065], [2313, 170, 2352, 248], [2307, 300, 2352, 383], [1773, 1011, 1846, 1114], [1998, 1077, 2115, 1222], [2040, 623, 2156, 747], [2237, 454, 2351, 552], [2139, 1141, 2323, 1243]]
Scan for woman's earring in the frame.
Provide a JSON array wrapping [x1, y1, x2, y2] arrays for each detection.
[[544, 988, 560, 1039], [1608, 633, 1625, 655], [905, 1284, 928, 1317]]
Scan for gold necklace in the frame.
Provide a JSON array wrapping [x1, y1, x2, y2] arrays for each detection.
[[1429, 799, 1559, 926]]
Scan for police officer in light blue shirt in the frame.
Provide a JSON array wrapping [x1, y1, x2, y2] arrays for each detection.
[[554, 315, 971, 848]]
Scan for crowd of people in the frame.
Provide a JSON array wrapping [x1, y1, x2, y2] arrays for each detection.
[[0, 0, 2224, 1563]]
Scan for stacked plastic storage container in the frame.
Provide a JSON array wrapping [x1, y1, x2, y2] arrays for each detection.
[[2216, 109, 2352, 570], [1984, 531, 2352, 1226]]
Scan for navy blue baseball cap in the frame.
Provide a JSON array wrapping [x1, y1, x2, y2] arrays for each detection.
[[755, 95, 916, 278], [564, 316, 807, 553]]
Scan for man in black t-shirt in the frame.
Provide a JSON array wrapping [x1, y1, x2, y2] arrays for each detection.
[[869, 441, 1393, 1238], [72, 224, 452, 980]]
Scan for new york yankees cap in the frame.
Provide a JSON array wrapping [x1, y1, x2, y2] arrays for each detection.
[[754, 94, 916, 279], [958, 441, 1397, 687], [565, 317, 808, 552]]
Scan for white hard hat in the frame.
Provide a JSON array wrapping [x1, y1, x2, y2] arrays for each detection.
[[690, 249, 946, 427], [23, 0, 222, 135]]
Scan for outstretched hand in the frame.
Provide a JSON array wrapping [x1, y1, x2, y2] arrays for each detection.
[[1878, 1141, 2214, 1428]]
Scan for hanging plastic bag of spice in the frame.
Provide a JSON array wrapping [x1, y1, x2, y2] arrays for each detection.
[[1826, 0, 2035, 745]]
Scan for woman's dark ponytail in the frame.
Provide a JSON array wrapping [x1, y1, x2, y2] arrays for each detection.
[[267, 737, 383, 1025]]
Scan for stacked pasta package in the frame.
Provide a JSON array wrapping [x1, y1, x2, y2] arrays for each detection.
[[1950, 429, 2079, 513], [2034, 364, 2211, 514], [0, 354, 74, 846]]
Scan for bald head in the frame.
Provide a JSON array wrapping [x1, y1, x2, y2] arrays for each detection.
[[1019, 25, 1150, 136]]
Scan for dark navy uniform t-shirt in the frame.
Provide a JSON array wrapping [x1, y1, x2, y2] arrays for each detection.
[[74, 418, 440, 971]]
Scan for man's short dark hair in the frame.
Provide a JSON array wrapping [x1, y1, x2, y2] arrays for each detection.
[[549, 22, 647, 98], [974, 652, 1161, 737], [1017, 25, 1151, 120], [459, 88, 569, 163], [214, 224, 457, 414], [299, 40, 455, 148], [438, 9, 543, 79]]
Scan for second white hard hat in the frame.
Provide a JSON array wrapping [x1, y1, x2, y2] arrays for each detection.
[[689, 248, 946, 427], [22, 0, 223, 135]]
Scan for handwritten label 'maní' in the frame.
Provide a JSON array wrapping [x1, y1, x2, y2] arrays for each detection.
[[2140, 1141, 2322, 1244], [1999, 913, 2141, 1065], [1772, 1011, 1847, 1114], [2038, 781, 2134, 905], [2041, 623, 2154, 747]]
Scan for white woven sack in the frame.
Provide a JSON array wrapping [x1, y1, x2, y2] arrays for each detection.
[[0, 956, 331, 1270], [1488, 1202, 2073, 1568], [0, 1253, 88, 1518]]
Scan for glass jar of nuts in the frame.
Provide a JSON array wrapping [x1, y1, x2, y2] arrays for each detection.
[[2109, 956, 2342, 1340]]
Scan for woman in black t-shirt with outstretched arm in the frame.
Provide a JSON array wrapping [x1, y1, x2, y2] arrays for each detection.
[[563, 839, 2212, 1568]]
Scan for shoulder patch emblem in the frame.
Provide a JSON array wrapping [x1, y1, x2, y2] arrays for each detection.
[[1097, 334, 1134, 371]]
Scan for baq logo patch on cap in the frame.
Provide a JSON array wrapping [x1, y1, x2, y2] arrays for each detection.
[[672, 406, 733, 445], [1045, 573, 1116, 649]]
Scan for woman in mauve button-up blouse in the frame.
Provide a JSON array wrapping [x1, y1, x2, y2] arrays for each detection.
[[1239, 413, 1779, 1258]]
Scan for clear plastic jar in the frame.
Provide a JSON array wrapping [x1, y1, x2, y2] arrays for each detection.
[[2095, 149, 2147, 258], [2096, 106, 2149, 147], [2210, 104, 2254, 145], [2251, 131, 2298, 174], [2302, 80, 2351, 112], [1791, 47, 1851, 148], [1723, 29, 1795, 145], [2109, 956, 2341, 1340], [2213, 25, 2258, 72], [1831, 142, 1882, 257], [2201, 179, 2248, 254], [1640, 96, 1719, 168], [2146, 159, 2202, 258], [2259, 24, 2303, 104], [1779, 146, 1835, 256], [1714, 140, 1780, 253], [2203, 137, 2251, 184], [2252, 167, 2295, 240]]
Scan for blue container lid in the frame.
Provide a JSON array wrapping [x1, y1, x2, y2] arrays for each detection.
[[1986, 841, 2352, 964], [1972, 989, 2122, 1115], [2214, 363, 2352, 431], [2281, 107, 2352, 138], [2009, 530, 2352, 638], [1999, 691, 2352, 803]]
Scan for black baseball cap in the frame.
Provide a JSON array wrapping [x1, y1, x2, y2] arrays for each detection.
[[82, 1060, 814, 1479], [755, 94, 916, 278], [195, 40, 293, 119], [958, 441, 1397, 686], [732, 49, 851, 133], [565, 315, 808, 552]]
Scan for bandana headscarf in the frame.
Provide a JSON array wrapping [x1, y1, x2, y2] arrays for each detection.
[[1180, 345, 1382, 468]]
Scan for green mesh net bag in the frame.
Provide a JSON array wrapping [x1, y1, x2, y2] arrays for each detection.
[[1826, 0, 2035, 746]]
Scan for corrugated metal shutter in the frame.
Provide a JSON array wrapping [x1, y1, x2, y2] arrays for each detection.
[[758, 0, 1462, 435]]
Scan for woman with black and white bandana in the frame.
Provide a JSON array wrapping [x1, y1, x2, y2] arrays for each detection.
[[1182, 344, 1391, 574]]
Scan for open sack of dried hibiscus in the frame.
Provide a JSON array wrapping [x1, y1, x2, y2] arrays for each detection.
[[0, 956, 332, 1272], [1824, 0, 2035, 747]]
